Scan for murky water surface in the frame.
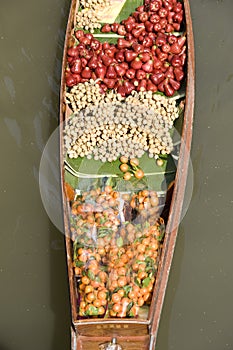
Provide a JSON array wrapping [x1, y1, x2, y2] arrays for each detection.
[[1, 1, 233, 349]]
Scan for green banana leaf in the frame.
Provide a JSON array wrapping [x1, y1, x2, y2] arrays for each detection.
[[114, 0, 144, 23], [64, 151, 177, 193]]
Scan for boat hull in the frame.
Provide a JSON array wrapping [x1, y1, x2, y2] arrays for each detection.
[[59, 0, 195, 349]]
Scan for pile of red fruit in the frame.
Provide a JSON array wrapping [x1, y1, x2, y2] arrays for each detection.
[[65, 0, 186, 97]]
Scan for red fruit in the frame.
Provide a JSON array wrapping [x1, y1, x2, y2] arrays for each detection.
[[85, 33, 93, 41], [67, 47, 79, 57], [76, 43, 85, 50], [79, 36, 91, 46], [100, 84, 108, 93], [136, 69, 146, 80], [131, 58, 143, 70], [153, 56, 162, 69], [118, 25, 126, 36], [125, 68, 136, 79], [117, 85, 127, 96], [117, 38, 131, 49], [180, 45, 187, 56], [90, 39, 101, 51], [79, 48, 90, 58], [102, 42, 110, 50], [132, 43, 144, 54], [97, 52, 104, 62], [167, 11, 175, 23], [115, 64, 126, 77], [125, 50, 137, 62], [167, 35, 177, 45], [81, 67, 92, 79], [132, 27, 145, 38], [106, 65, 117, 79], [161, 43, 171, 53], [91, 72, 97, 80], [158, 8, 168, 18], [173, 23, 180, 31], [138, 35, 145, 42], [139, 52, 151, 62], [174, 67, 184, 81], [157, 51, 168, 61], [101, 24, 111, 33], [150, 72, 164, 85], [142, 60, 154, 73], [75, 30, 84, 39], [132, 11, 140, 21], [125, 23, 135, 32], [169, 78, 180, 91], [174, 2, 183, 13], [101, 55, 114, 66], [150, 14, 160, 24], [137, 79, 147, 91], [166, 24, 174, 33], [65, 73, 77, 87], [160, 18, 168, 29], [148, 32, 157, 42], [115, 50, 125, 63], [120, 62, 129, 70], [72, 73, 81, 83], [155, 35, 167, 47], [158, 80, 165, 92], [123, 16, 136, 25], [136, 5, 145, 12], [125, 33, 134, 41], [103, 78, 116, 89], [145, 21, 154, 32], [180, 53, 186, 66], [88, 56, 98, 69], [124, 80, 135, 94], [80, 78, 89, 83], [163, 1, 173, 10], [111, 23, 119, 32], [165, 66, 174, 79], [147, 80, 158, 92], [150, 0, 162, 12], [154, 23, 162, 32], [81, 57, 88, 67], [173, 12, 183, 23], [142, 37, 153, 48], [177, 36, 186, 48], [139, 12, 148, 22], [67, 56, 73, 64], [171, 55, 182, 67], [164, 80, 175, 96], [105, 46, 117, 58], [70, 58, 82, 74], [95, 66, 107, 79]]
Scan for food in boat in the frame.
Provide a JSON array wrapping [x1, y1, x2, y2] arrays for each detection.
[[69, 184, 164, 318], [65, 0, 186, 96], [63, 99, 177, 161], [62, 0, 189, 321]]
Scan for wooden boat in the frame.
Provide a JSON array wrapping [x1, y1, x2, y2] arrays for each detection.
[[59, 0, 195, 349]]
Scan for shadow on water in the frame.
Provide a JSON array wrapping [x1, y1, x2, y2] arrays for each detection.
[[46, 0, 72, 348], [0, 344, 10, 350], [155, 225, 185, 350], [49, 220, 71, 349]]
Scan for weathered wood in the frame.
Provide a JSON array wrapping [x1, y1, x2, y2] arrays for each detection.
[[59, 0, 195, 349]]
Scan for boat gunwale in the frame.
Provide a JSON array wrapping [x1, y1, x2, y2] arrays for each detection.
[[59, 0, 195, 345]]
